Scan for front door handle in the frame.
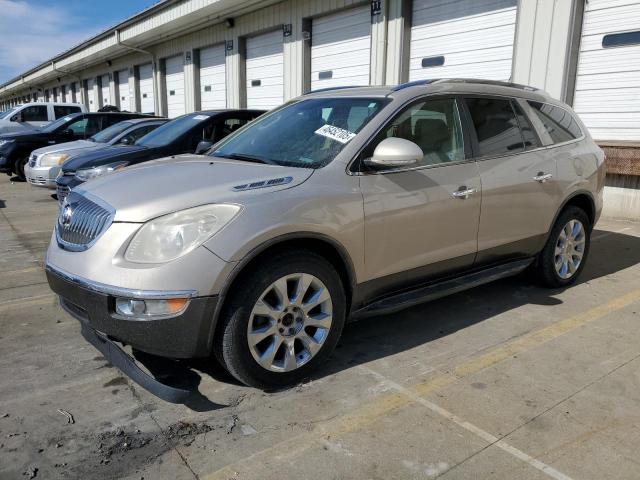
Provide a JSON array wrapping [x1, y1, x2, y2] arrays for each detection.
[[533, 172, 553, 183], [452, 187, 477, 199]]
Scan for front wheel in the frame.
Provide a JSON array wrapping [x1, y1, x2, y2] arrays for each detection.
[[535, 206, 591, 288], [215, 250, 346, 389]]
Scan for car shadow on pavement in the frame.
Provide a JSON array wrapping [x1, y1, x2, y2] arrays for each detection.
[[313, 229, 640, 382], [127, 229, 640, 407], [0, 199, 5, 208]]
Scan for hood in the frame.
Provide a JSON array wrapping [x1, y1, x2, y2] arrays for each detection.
[[62, 144, 148, 171], [32, 140, 96, 157], [0, 128, 47, 142], [0, 120, 39, 135], [76, 155, 314, 222]]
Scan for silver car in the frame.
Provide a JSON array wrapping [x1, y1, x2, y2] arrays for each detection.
[[25, 118, 166, 188], [45, 79, 604, 398]]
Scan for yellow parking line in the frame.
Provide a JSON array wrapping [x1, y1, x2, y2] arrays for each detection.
[[0, 266, 42, 275], [203, 287, 640, 480], [0, 294, 55, 312]]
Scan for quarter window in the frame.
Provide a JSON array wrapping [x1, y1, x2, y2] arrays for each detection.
[[20, 106, 48, 122], [372, 97, 465, 168], [527, 101, 582, 144], [465, 98, 524, 157], [511, 101, 541, 149]]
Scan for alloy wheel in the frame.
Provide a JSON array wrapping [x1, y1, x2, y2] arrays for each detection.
[[554, 219, 586, 279], [247, 273, 333, 372]]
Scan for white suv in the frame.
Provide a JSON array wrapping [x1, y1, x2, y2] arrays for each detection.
[[0, 102, 87, 134]]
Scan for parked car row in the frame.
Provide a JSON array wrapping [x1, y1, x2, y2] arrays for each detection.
[[40, 79, 604, 401]]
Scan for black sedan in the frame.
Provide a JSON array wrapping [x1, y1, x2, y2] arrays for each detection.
[[56, 109, 264, 204], [0, 111, 155, 179]]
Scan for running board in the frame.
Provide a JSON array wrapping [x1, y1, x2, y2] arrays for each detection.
[[351, 258, 534, 319]]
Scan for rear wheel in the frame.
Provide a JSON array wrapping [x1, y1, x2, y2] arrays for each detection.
[[215, 250, 346, 389], [535, 206, 591, 288]]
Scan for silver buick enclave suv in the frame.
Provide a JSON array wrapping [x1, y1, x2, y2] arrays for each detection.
[[45, 79, 605, 398]]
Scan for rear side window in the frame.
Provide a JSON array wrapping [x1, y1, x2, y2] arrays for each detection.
[[465, 98, 524, 157], [20, 105, 48, 122], [54, 105, 81, 118], [527, 102, 582, 144]]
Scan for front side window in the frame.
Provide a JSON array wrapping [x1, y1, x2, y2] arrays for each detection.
[[212, 98, 387, 168], [368, 97, 465, 168], [527, 101, 582, 144], [20, 106, 48, 122], [465, 98, 524, 157], [122, 124, 160, 143], [54, 105, 81, 118]]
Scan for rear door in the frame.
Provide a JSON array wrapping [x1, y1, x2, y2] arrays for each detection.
[[463, 96, 558, 265], [359, 97, 481, 295]]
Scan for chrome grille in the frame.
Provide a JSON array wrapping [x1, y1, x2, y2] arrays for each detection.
[[55, 192, 114, 251]]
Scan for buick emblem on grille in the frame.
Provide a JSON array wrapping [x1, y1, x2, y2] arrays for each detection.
[[61, 205, 73, 226]]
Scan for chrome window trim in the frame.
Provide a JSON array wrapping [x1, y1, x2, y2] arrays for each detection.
[[46, 262, 199, 299]]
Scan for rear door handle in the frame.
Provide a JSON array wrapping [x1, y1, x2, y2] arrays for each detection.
[[452, 187, 477, 199], [533, 172, 553, 183]]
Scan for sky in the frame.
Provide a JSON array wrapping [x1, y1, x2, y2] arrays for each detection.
[[0, 0, 158, 84]]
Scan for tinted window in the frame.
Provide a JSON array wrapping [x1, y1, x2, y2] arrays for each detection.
[[123, 124, 161, 143], [212, 98, 387, 168], [465, 98, 524, 157], [54, 105, 81, 118], [137, 114, 212, 147], [20, 106, 48, 122], [101, 115, 126, 129], [91, 121, 133, 143], [512, 101, 541, 149], [215, 117, 250, 142], [371, 97, 465, 168], [527, 101, 581, 144], [85, 117, 102, 137]]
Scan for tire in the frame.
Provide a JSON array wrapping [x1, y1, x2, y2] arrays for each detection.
[[215, 249, 346, 389], [14, 156, 28, 181], [535, 206, 591, 288]]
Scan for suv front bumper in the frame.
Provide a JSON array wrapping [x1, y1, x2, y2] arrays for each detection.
[[46, 263, 218, 359]]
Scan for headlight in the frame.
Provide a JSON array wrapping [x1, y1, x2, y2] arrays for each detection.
[[124, 204, 242, 264], [39, 153, 69, 167], [75, 161, 129, 181], [0, 139, 14, 147]]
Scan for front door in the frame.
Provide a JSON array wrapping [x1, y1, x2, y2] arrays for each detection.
[[359, 97, 481, 298]]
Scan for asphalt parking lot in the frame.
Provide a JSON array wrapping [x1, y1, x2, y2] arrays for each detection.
[[1, 175, 640, 480]]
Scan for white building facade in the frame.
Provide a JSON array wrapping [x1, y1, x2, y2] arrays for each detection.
[[1, 0, 639, 217]]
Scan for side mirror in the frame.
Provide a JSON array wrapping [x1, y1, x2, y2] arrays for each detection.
[[195, 140, 213, 155], [364, 137, 423, 169], [120, 136, 132, 145], [11, 112, 22, 122], [62, 128, 74, 137]]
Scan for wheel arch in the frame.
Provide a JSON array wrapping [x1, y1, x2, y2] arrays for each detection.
[[551, 190, 596, 232], [208, 232, 357, 350]]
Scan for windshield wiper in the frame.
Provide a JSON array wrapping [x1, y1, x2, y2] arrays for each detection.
[[218, 153, 276, 165]]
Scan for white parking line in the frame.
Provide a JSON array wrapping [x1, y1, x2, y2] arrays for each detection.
[[360, 366, 574, 480]]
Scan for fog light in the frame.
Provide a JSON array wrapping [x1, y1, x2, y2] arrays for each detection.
[[115, 298, 189, 318]]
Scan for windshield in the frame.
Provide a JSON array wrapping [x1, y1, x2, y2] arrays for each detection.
[[41, 115, 77, 133], [90, 121, 133, 143], [0, 107, 17, 119], [212, 97, 387, 168], [136, 113, 210, 147]]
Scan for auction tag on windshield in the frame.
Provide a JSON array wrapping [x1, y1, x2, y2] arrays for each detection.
[[314, 124, 356, 144], [193, 115, 209, 120]]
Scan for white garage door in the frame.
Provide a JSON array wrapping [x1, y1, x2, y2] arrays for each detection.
[[311, 5, 371, 90], [56, 87, 63, 103], [64, 85, 73, 103], [117, 68, 131, 111], [200, 44, 226, 109], [86, 79, 97, 112], [100, 74, 111, 107], [139, 64, 155, 114], [409, 0, 517, 81], [246, 30, 284, 109], [573, 0, 640, 142], [165, 55, 185, 118]]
